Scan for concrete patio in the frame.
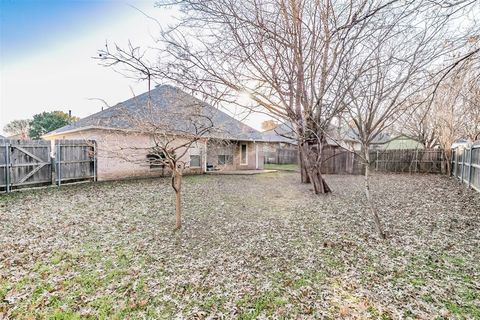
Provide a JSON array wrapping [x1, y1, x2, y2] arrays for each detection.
[[206, 169, 277, 175]]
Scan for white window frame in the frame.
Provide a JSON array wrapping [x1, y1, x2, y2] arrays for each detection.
[[240, 143, 248, 165]]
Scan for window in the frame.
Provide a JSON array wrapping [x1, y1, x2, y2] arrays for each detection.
[[240, 143, 248, 165], [218, 154, 233, 165], [217, 145, 233, 165], [189, 143, 201, 168], [190, 155, 201, 167], [147, 153, 165, 169]]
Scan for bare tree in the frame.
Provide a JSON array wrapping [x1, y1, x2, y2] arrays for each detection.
[[431, 65, 479, 174], [342, 1, 469, 239], [3, 119, 31, 139], [399, 102, 438, 150], [154, 0, 405, 194], [400, 55, 480, 175], [460, 62, 480, 141], [96, 44, 215, 230]]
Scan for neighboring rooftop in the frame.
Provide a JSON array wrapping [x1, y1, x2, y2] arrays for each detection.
[[44, 85, 264, 141]]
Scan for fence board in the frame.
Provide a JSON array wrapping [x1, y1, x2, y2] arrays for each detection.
[[321, 147, 364, 174]]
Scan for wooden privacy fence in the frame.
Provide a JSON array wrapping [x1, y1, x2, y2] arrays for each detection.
[[320, 148, 445, 175], [1, 139, 96, 193], [370, 149, 445, 174], [321, 146, 363, 174], [263, 145, 445, 175], [451, 144, 480, 192], [264, 148, 298, 164]]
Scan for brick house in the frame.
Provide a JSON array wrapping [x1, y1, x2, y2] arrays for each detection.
[[43, 85, 265, 181]]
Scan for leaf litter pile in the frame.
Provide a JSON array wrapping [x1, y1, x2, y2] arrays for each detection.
[[1, 172, 479, 319]]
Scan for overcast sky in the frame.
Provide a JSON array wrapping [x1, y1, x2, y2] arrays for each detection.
[[0, 0, 267, 135]]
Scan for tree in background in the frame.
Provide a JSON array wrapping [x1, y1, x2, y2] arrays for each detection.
[[400, 56, 480, 175], [261, 120, 278, 131], [3, 119, 31, 139], [399, 101, 438, 150], [29, 111, 79, 140]]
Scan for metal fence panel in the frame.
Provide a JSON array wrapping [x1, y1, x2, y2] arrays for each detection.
[[452, 145, 480, 192]]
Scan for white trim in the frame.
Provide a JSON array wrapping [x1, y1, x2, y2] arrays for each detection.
[[240, 143, 248, 165]]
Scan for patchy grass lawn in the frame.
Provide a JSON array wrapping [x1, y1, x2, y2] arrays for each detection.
[[264, 163, 299, 171], [1, 172, 479, 319]]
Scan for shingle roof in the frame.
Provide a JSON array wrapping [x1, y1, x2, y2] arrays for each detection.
[[45, 85, 263, 141]]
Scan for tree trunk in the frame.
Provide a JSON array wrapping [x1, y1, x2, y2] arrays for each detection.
[[301, 143, 331, 194], [298, 144, 310, 183], [443, 148, 452, 176], [172, 169, 183, 230], [364, 150, 386, 239]]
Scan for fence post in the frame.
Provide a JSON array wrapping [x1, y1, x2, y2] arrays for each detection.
[[51, 155, 56, 185], [56, 142, 61, 187], [375, 150, 379, 171], [4, 143, 11, 193], [468, 145, 473, 188]]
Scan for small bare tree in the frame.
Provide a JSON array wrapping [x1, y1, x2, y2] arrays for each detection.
[[96, 44, 214, 230], [342, 0, 468, 239]]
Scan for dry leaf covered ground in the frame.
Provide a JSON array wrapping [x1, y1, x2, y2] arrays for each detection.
[[1, 172, 479, 319]]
